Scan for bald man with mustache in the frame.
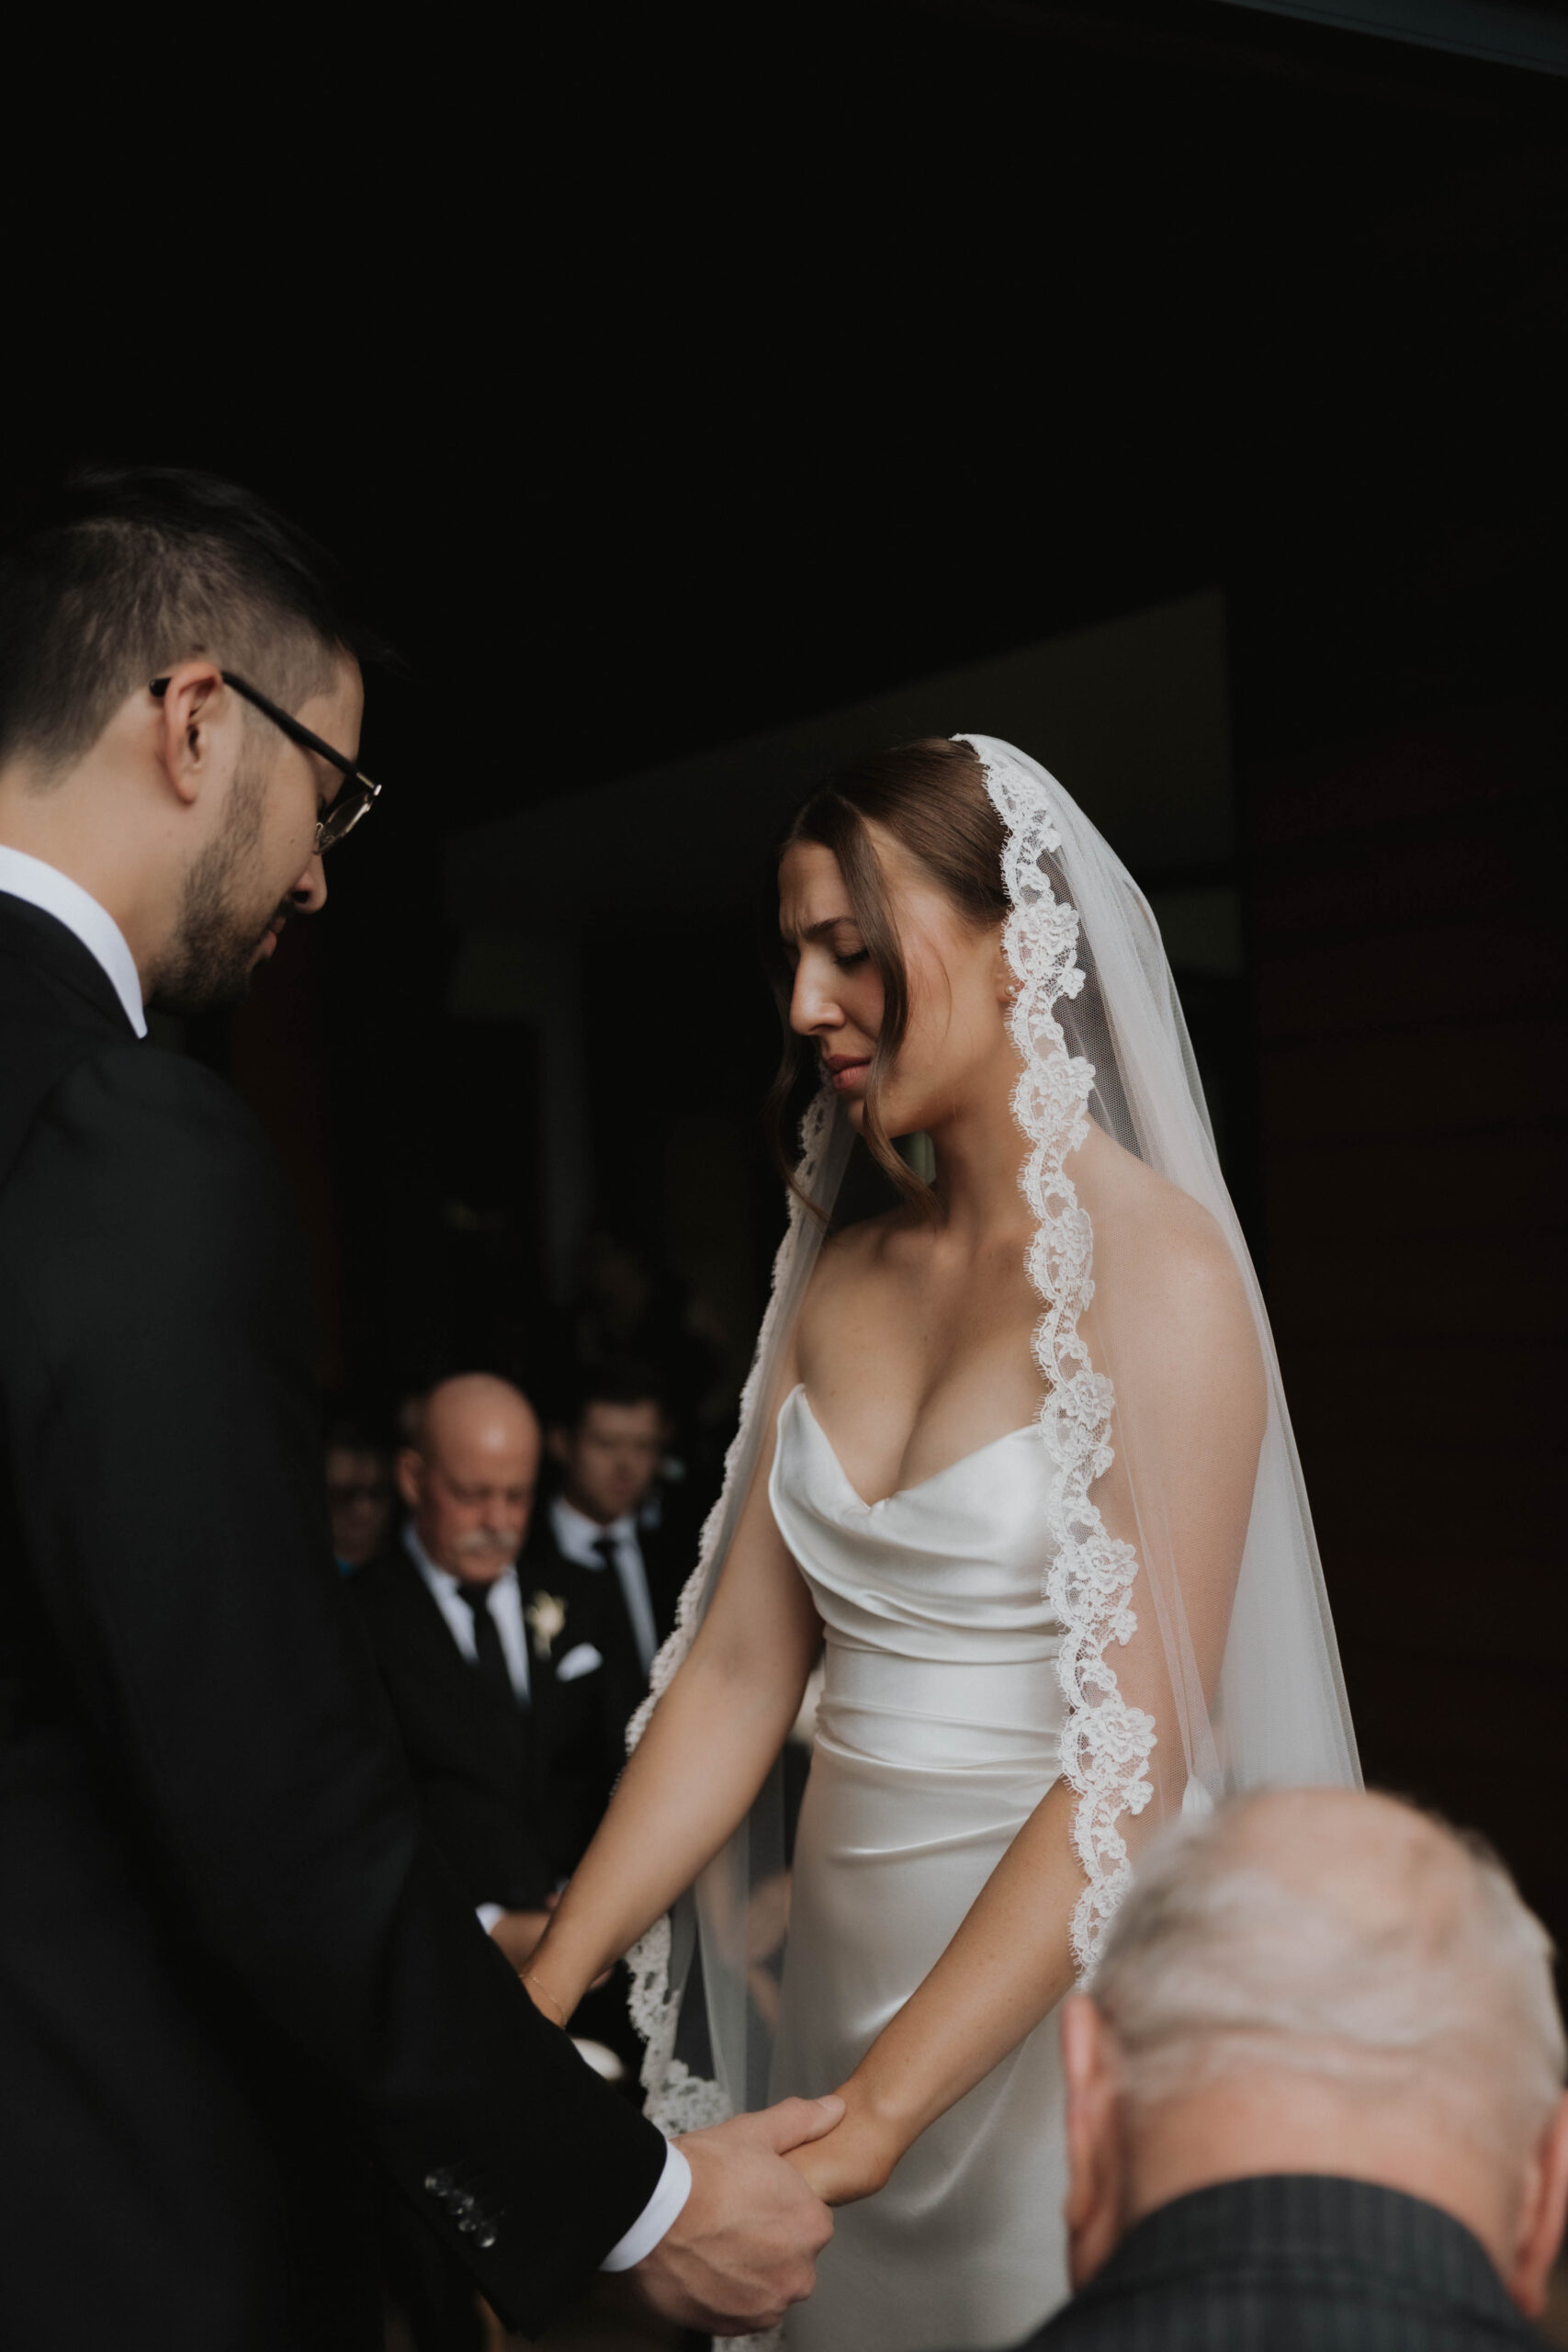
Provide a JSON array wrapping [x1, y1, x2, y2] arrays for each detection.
[[355, 1374, 609, 1971]]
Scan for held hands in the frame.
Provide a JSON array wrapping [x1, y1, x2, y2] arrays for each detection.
[[633, 2096, 843, 2335], [781, 2089, 902, 2207]]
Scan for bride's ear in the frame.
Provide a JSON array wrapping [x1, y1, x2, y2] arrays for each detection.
[[1061, 1995, 1124, 2290], [990, 931, 1018, 1010]]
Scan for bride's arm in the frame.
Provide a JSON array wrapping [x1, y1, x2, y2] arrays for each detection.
[[785, 1780, 1083, 2202], [791, 1228, 1266, 2202], [521, 1396, 818, 2025]]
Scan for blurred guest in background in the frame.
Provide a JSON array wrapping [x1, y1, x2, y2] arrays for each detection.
[[321, 1413, 394, 1572], [529, 1362, 699, 1715], [349, 1374, 625, 1963], [350, 1373, 634, 2352], [1010, 1788, 1568, 2350], [570, 1227, 728, 1489]]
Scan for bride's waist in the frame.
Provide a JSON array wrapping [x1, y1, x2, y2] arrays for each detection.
[[817, 1637, 1065, 1763]]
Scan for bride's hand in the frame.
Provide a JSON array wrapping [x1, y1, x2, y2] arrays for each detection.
[[781, 2095, 901, 2206]]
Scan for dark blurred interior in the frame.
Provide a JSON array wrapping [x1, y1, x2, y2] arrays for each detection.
[[6, 0, 1563, 1953]]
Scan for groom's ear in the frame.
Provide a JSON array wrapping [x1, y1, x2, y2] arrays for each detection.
[[1061, 1995, 1125, 2291], [151, 660, 232, 808]]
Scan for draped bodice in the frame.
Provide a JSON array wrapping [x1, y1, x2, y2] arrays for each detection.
[[770, 1384, 1066, 1777], [771, 1383, 1063, 1662]]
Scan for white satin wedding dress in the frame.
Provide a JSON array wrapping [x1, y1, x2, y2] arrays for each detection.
[[767, 1383, 1070, 2352]]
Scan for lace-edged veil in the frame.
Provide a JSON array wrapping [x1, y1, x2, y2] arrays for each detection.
[[624, 734, 1359, 2139]]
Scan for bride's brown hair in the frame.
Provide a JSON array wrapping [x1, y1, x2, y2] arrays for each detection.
[[765, 736, 1010, 1214]]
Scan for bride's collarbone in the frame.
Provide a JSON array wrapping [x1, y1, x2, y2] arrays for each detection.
[[814, 1216, 1036, 1329], [807, 1276, 1038, 1395]]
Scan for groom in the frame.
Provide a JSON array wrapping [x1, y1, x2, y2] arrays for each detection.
[[0, 469, 838, 2351]]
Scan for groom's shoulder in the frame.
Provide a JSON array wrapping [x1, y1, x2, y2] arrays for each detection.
[[4, 1039, 291, 1296], [31, 1038, 270, 1192]]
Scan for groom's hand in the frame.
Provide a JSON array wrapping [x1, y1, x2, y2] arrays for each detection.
[[632, 2095, 843, 2335]]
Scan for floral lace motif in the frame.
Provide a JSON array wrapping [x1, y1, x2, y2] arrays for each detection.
[[976, 741, 1156, 1970], [624, 1089, 839, 2142]]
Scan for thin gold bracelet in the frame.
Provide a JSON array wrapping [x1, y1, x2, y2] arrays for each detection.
[[522, 1971, 569, 2028]]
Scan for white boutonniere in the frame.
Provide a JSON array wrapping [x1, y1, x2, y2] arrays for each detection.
[[525, 1589, 568, 1660]]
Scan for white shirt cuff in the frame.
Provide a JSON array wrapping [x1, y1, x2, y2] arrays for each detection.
[[476, 1903, 505, 1935], [600, 2141, 693, 2271]]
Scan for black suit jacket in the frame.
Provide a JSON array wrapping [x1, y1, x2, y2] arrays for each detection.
[[1014, 2176, 1536, 2351], [637, 1487, 703, 1654], [522, 1498, 695, 1744], [350, 1535, 626, 1897], [0, 895, 666, 2352]]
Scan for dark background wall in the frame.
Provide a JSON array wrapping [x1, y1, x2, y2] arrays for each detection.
[[5, 0, 1563, 1937], [1251, 699, 1566, 1959]]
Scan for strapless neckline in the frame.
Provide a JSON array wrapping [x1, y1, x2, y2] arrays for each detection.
[[789, 1385, 1040, 1514]]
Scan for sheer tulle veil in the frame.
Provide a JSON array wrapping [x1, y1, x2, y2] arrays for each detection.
[[623, 734, 1359, 2139]]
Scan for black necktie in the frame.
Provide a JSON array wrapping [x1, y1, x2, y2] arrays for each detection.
[[592, 1534, 620, 1580], [457, 1581, 519, 1706]]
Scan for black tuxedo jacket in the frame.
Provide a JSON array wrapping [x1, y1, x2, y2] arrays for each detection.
[[0, 895, 665, 2352], [1013, 2176, 1536, 2350], [636, 1487, 703, 1655], [522, 1498, 694, 1737], [350, 1536, 626, 1898]]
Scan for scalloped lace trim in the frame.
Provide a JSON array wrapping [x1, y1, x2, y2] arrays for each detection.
[[623, 1089, 839, 2143], [975, 740, 1156, 1970]]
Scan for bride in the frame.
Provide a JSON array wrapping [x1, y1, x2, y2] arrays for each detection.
[[523, 735, 1358, 2348]]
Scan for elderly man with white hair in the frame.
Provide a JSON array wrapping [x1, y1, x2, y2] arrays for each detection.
[[1002, 1788, 1568, 2349]]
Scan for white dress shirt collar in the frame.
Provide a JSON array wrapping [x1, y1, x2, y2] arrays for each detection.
[[0, 845, 147, 1037], [402, 1521, 530, 1703], [549, 1494, 638, 1560], [549, 1496, 659, 1677]]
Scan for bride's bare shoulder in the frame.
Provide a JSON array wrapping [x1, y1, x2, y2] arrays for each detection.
[[1088, 1136, 1259, 1372]]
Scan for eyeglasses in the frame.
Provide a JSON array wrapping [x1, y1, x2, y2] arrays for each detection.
[[150, 672, 382, 854]]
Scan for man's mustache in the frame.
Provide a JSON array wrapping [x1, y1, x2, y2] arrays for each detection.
[[454, 1529, 519, 1565]]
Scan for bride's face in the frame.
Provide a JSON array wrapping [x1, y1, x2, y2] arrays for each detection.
[[777, 830, 1011, 1137]]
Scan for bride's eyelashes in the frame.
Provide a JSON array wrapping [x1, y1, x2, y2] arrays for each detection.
[[833, 948, 870, 972]]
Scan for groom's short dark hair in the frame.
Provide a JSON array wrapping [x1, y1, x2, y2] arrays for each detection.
[[0, 466, 371, 779]]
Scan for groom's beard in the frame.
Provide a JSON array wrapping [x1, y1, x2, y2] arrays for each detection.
[[149, 748, 287, 1016]]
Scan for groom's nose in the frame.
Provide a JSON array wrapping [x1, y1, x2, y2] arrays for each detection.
[[288, 854, 327, 914]]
